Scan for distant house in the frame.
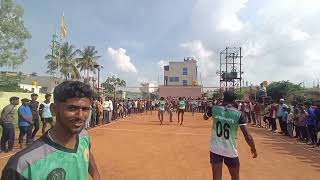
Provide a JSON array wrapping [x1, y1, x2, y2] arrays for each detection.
[[19, 76, 61, 94], [140, 83, 156, 93], [0, 71, 18, 76]]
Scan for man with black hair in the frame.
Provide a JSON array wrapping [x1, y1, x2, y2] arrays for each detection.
[[18, 98, 33, 149], [203, 90, 257, 180], [0, 97, 19, 152], [29, 93, 40, 140], [2, 81, 100, 180], [39, 94, 54, 134]]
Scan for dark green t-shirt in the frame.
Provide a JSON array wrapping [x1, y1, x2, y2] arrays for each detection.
[[1, 130, 91, 180]]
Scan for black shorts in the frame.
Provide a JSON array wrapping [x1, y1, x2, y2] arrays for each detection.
[[210, 152, 240, 168], [178, 109, 185, 113], [41, 117, 53, 123]]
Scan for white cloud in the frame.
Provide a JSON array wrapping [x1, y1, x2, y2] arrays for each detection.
[[180, 40, 218, 86], [216, 14, 244, 32], [107, 47, 138, 73], [289, 29, 310, 41], [157, 60, 169, 70], [187, 0, 320, 87]]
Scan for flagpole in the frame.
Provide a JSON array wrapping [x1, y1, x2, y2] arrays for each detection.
[[58, 12, 67, 81]]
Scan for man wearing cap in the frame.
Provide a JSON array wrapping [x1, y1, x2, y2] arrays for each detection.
[[18, 98, 34, 149], [0, 97, 19, 152]]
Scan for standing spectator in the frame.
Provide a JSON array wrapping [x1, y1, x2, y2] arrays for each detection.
[[287, 107, 294, 137], [103, 97, 109, 124], [0, 97, 19, 152], [96, 97, 103, 125], [281, 105, 289, 136], [254, 102, 261, 127], [270, 101, 278, 132], [29, 93, 40, 140], [90, 98, 97, 127], [18, 98, 33, 149], [298, 106, 308, 143], [244, 101, 251, 124], [305, 101, 317, 145], [315, 100, 320, 148], [293, 108, 300, 138], [277, 99, 286, 134], [112, 98, 117, 120], [250, 101, 256, 125], [134, 99, 138, 114], [128, 99, 133, 115], [151, 99, 156, 112], [39, 94, 54, 134]]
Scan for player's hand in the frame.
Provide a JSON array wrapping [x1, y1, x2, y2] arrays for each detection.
[[29, 120, 34, 125], [251, 148, 257, 158]]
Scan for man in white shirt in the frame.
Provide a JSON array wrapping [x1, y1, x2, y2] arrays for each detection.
[[103, 97, 110, 124], [108, 98, 113, 122]]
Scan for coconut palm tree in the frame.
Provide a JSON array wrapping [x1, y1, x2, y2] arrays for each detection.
[[77, 46, 100, 83], [59, 42, 80, 80], [45, 42, 80, 80]]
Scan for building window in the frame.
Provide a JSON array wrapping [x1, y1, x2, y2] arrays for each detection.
[[169, 77, 179, 82], [183, 80, 187, 86], [164, 66, 169, 71], [182, 68, 188, 75]]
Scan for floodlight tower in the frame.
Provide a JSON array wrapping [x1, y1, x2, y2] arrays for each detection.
[[217, 47, 243, 92]]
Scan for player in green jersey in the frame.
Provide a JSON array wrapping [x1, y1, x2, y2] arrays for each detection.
[[158, 97, 166, 125], [2, 81, 100, 180], [178, 97, 186, 125], [203, 90, 257, 180]]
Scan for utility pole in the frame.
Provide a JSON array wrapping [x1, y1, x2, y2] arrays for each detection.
[[52, 33, 58, 85]]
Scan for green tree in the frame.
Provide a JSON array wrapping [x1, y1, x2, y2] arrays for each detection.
[[59, 42, 80, 80], [45, 35, 59, 76], [77, 46, 100, 82], [101, 76, 126, 98], [267, 81, 303, 101], [0, 72, 30, 92], [0, 0, 31, 68]]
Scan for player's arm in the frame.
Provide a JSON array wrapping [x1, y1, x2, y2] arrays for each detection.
[[239, 113, 257, 158], [89, 151, 100, 180]]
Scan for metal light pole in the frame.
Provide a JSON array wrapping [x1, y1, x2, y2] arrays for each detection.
[[94, 64, 103, 94]]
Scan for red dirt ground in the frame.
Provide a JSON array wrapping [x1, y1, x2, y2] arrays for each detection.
[[1, 112, 320, 180]]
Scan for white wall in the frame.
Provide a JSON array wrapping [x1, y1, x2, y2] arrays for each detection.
[[19, 84, 42, 94]]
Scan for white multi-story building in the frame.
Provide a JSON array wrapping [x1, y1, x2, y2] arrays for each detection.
[[140, 83, 156, 93], [163, 57, 198, 86]]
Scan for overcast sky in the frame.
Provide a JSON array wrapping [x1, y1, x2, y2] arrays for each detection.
[[3, 0, 320, 87]]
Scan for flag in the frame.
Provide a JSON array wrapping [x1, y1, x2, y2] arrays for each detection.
[[61, 14, 67, 39]]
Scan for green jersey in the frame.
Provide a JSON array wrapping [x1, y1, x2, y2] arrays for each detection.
[[159, 101, 165, 111], [2, 130, 91, 180], [178, 100, 186, 110], [207, 105, 247, 157]]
